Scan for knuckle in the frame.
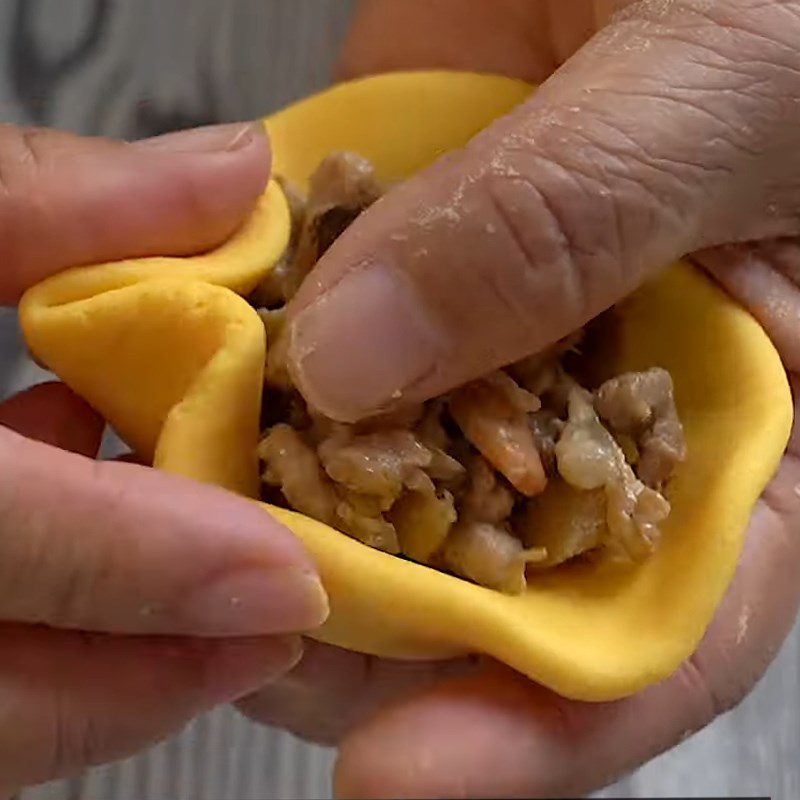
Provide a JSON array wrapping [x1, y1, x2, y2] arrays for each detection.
[[0, 123, 49, 197], [0, 634, 104, 787], [683, 652, 734, 720], [45, 638, 108, 778], [482, 173, 587, 326], [475, 148, 629, 334], [0, 124, 55, 295], [0, 503, 103, 630], [48, 687, 99, 777], [587, 0, 800, 233]]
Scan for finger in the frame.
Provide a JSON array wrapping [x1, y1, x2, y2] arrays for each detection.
[[0, 623, 301, 793], [288, 0, 800, 421], [0, 121, 270, 304], [337, 0, 560, 84], [337, 0, 634, 85], [236, 639, 481, 746], [0, 381, 104, 456], [0, 427, 328, 637], [335, 440, 800, 799], [695, 239, 800, 372]]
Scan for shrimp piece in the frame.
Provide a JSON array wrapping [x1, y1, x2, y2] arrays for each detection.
[[449, 373, 547, 496]]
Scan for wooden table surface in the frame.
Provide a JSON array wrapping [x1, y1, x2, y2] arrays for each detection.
[[1, 2, 797, 798]]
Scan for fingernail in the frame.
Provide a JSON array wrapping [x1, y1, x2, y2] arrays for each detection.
[[136, 121, 262, 154], [289, 265, 445, 422], [179, 567, 329, 636]]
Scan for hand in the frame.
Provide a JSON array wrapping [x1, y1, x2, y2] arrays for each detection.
[[0, 121, 328, 795], [238, 2, 800, 797]]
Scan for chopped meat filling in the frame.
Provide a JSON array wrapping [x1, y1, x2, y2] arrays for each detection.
[[555, 387, 671, 562], [595, 368, 687, 489], [449, 373, 546, 497], [251, 152, 383, 308], [318, 429, 433, 509], [252, 152, 687, 594], [516, 478, 606, 569], [457, 455, 515, 525], [257, 424, 338, 525], [439, 521, 546, 595]]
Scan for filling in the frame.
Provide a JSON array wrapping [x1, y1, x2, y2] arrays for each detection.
[[250, 152, 687, 594]]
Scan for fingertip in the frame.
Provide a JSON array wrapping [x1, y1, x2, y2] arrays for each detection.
[[15, 454, 327, 636], [118, 120, 272, 260], [174, 567, 329, 637], [1, 121, 272, 300]]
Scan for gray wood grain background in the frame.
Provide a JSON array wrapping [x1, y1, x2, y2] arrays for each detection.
[[0, 1, 796, 798]]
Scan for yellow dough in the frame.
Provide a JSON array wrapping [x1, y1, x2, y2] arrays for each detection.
[[19, 72, 793, 701]]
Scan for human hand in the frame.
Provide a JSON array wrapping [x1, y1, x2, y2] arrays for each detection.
[[238, 2, 800, 796], [0, 121, 328, 796]]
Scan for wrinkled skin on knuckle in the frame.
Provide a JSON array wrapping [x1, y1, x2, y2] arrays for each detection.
[[470, 167, 621, 351], [0, 476, 95, 629], [477, 134, 664, 305], [0, 124, 53, 294], [0, 675, 41, 789], [513, 0, 800, 248], [450, 61, 771, 352], [0, 633, 97, 788], [435, 102, 693, 361], [45, 673, 103, 781], [593, 0, 800, 237], [0, 124, 50, 195], [396, 157, 615, 378], [686, 603, 774, 723], [0, 446, 130, 629], [0, 523, 103, 630]]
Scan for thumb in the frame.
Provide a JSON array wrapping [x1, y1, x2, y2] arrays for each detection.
[[286, 0, 800, 422], [0, 121, 270, 304]]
